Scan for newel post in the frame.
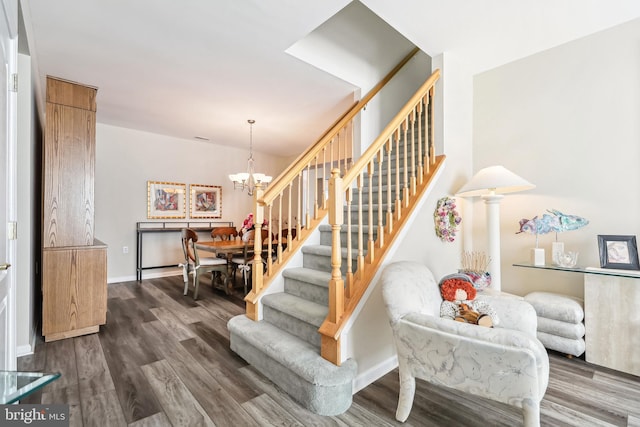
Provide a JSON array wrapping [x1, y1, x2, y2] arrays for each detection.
[[253, 186, 265, 295], [246, 186, 264, 320], [321, 169, 344, 364]]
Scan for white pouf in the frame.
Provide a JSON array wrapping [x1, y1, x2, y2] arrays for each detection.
[[524, 291, 585, 357]]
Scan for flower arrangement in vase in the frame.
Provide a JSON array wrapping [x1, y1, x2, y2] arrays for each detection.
[[241, 212, 268, 235], [459, 251, 491, 291]]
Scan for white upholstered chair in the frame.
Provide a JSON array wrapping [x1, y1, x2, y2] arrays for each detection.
[[381, 261, 549, 427]]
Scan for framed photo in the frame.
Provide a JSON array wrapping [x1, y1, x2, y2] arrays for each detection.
[[190, 184, 222, 218], [147, 181, 186, 219], [597, 235, 640, 270]]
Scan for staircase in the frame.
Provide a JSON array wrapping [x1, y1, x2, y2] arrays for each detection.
[[226, 59, 442, 415], [228, 134, 426, 415]]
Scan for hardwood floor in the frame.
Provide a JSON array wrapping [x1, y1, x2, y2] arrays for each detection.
[[18, 275, 640, 426]]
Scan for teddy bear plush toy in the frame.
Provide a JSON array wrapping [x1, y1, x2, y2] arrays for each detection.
[[439, 274, 499, 328]]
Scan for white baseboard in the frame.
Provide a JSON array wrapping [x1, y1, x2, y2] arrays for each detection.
[[16, 344, 33, 357], [17, 323, 38, 357], [353, 354, 398, 393]]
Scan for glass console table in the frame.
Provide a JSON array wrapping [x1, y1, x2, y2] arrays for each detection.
[[514, 262, 640, 376], [0, 371, 60, 404], [513, 262, 640, 278]]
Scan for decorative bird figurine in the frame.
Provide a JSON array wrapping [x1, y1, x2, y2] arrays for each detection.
[[517, 209, 588, 235]]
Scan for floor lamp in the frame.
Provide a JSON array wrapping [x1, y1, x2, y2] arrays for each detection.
[[456, 165, 535, 292]]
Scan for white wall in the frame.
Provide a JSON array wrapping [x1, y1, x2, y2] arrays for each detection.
[[95, 124, 290, 282], [473, 18, 640, 299], [360, 51, 432, 152]]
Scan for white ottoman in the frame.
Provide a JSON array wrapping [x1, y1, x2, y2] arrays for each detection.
[[524, 291, 585, 357]]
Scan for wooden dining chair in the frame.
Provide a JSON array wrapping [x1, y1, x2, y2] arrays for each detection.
[[274, 228, 297, 250], [211, 226, 238, 241], [180, 228, 227, 299], [231, 229, 271, 295]]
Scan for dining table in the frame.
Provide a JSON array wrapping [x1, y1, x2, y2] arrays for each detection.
[[195, 239, 250, 294]]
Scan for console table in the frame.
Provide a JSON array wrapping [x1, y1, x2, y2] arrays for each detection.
[[514, 262, 640, 376], [136, 221, 233, 281]]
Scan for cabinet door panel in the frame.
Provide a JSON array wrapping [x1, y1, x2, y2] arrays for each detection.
[[43, 103, 95, 247], [42, 247, 106, 337]]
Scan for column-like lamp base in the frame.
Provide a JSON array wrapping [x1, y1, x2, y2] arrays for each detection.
[[455, 165, 536, 294]]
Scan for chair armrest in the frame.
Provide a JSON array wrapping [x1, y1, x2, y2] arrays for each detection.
[[396, 313, 549, 401], [402, 312, 541, 353], [476, 295, 538, 336]]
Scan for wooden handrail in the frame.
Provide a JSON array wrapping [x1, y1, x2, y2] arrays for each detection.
[[259, 47, 420, 206], [342, 68, 440, 187]]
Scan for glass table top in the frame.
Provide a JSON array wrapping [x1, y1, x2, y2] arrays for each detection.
[[513, 262, 640, 278], [0, 371, 61, 404]]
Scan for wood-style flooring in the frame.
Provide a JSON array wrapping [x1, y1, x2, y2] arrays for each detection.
[[18, 275, 640, 426]]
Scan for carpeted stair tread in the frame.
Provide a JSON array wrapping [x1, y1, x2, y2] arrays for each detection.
[[318, 224, 378, 234], [228, 315, 357, 386], [283, 267, 331, 288], [302, 244, 359, 260], [282, 267, 331, 306], [262, 292, 327, 328]]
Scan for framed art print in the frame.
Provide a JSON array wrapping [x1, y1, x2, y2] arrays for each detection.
[[597, 234, 640, 270], [147, 181, 186, 219], [190, 184, 222, 218]]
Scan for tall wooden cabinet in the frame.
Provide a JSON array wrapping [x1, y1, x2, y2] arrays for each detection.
[[42, 77, 107, 342]]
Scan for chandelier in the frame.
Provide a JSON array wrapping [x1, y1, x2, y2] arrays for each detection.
[[229, 119, 272, 196]]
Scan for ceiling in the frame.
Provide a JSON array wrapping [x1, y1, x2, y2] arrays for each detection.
[[19, 0, 640, 157]]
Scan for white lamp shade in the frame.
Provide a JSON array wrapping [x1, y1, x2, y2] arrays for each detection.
[[455, 165, 535, 197]]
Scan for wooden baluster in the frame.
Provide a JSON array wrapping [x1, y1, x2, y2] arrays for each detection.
[[429, 86, 436, 167], [277, 195, 283, 262], [349, 120, 354, 170], [297, 172, 302, 239], [314, 155, 319, 220], [402, 118, 410, 206], [410, 108, 417, 196], [367, 160, 375, 262], [417, 101, 424, 184], [395, 128, 404, 220], [377, 148, 385, 248], [338, 128, 343, 175], [287, 182, 293, 248], [329, 138, 334, 175], [385, 139, 393, 235], [267, 203, 273, 274], [345, 185, 353, 299], [305, 163, 311, 229], [322, 146, 327, 210], [357, 172, 364, 281], [423, 95, 430, 174]]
